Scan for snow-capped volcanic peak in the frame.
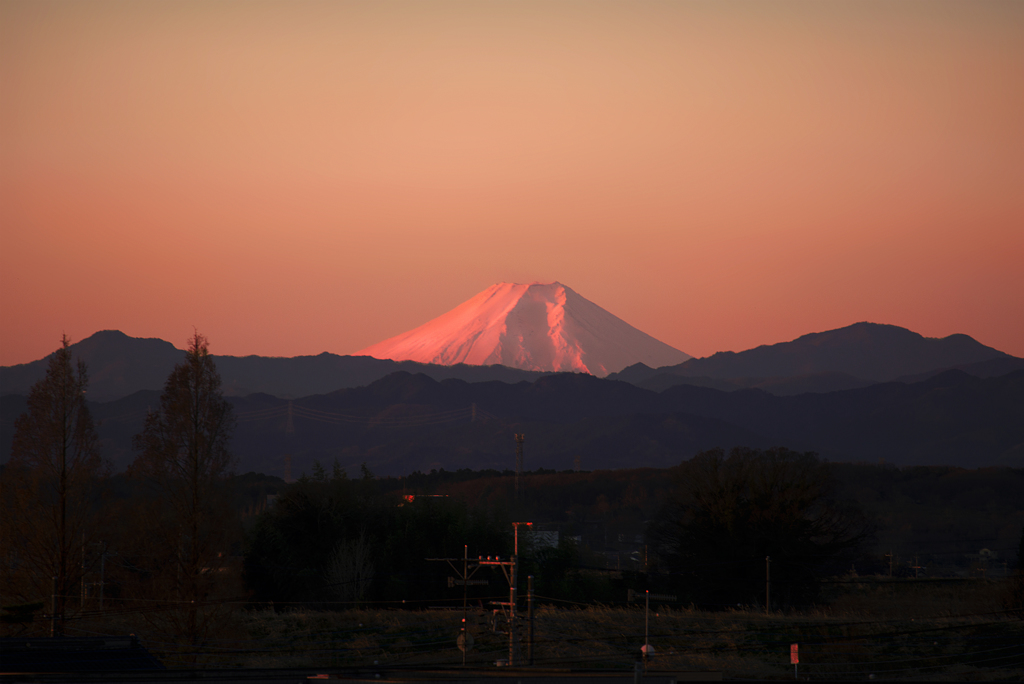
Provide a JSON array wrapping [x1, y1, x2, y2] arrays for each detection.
[[356, 282, 690, 376]]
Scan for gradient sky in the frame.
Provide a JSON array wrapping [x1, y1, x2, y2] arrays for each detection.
[[2, 0, 1023, 367]]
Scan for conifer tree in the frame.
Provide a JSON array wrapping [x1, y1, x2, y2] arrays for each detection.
[[3, 336, 103, 635], [131, 332, 236, 646]]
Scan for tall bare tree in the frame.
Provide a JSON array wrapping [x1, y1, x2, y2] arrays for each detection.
[[2, 336, 103, 635], [130, 332, 236, 646]]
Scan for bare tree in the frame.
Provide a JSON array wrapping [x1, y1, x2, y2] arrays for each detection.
[[324, 532, 374, 605], [2, 336, 103, 635], [130, 332, 236, 647]]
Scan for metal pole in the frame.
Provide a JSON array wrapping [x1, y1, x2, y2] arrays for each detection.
[[81, 532, 86, 607], [462, 545, 468, 665], [510, 554, 518, 666], [99, 550, 105, 610], [765, 556, 771, 614], [527, 575, 534, 666], [51, 576, 57, 637], [644, 589, 649, 672]]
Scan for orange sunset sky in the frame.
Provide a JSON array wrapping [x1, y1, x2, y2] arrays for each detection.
[[2, 0, 1023, 367]]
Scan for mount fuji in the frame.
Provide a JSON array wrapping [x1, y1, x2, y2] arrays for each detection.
[[356, 282, 690, 376]]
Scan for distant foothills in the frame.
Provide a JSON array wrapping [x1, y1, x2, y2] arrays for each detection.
[[2, 322, 1022, 477]]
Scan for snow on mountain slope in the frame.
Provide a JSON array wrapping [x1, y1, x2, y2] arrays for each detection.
[[356, 282, 690, 376]]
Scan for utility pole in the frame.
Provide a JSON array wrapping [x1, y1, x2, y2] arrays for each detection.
[[435, 549, 486, 663], [887, 551, 895, 600], [462, 545, 468, 664], [508, 522, 533, 666], [527, 575, 535, 666], [514, 434, 525, 501], [50, 576, 57, 637], [765, 556, 771, 614], [81, 533, 86, 607], [429, 548, 519, 665], [99, 547, 108, 610], [644, 589, 650, 672], [509, 553, 518, 666]]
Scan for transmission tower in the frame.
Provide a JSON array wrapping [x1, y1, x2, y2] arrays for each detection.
[[514, 434, 525, 500]]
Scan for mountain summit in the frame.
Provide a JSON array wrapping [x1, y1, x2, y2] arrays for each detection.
[[356, 282, 690, 376]]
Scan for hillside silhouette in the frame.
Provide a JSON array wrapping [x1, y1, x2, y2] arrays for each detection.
[[0, 330, 549, 402], [610, 322, 1015, 393], [2, 323, 1020, 476], [5, 368, 1019, 476]]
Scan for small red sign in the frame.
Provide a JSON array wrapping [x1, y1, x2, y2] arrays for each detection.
[[790, 643, 799, 664]]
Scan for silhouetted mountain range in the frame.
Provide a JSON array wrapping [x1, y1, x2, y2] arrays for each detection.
[[2, 324, 1020, 476], [608, 322, 1018, 395], [3, 367, 1020, 476], [3, 323, 1017, 401], [0, 330, 548, 402]]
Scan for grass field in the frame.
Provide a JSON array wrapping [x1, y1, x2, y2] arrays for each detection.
[[16, 576, 1021, 680]]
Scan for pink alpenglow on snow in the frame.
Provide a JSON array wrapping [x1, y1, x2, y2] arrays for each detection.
[[356, 282, 690, 376]]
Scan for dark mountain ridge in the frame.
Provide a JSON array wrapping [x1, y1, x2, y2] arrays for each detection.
[[3, 323, 1015, 402], [0, 331, 183, 402], [609, 322, 1015, 393], [3, 323, 1019, 476], [0, 330, 549, 402], [4, 367, 1020, 476]]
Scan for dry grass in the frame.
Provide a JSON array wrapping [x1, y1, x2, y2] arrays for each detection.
[[5, 580, 1023, 679], [220, 601, 1024, 680]]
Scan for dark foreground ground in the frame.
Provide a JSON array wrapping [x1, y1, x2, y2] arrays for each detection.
[[1, 666, 721, 684], [3, 576, 1023, 683]]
